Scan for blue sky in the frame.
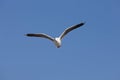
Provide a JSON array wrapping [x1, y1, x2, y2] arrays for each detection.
[[0, 0, 120, 80]]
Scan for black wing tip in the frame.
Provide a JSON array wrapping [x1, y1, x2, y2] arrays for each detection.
[[75, 22, 85, 27], [80, 22, 86, 25], [25, 33, 33, 36]]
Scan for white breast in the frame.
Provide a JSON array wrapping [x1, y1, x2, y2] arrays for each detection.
[[54, 37, 61, 48]]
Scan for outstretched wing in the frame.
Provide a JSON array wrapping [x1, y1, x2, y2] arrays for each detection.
[[59, 22, 85, 39], [26, 33, 54, 41]]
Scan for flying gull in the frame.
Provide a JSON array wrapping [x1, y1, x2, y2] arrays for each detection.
[[26, 22, 85, 48]]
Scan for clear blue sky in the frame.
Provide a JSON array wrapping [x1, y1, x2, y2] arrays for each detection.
[[0, 0, 120, 80]]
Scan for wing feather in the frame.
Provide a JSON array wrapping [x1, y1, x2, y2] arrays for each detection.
[[26, 33, 54, 41], [60, 22, 85, 39]]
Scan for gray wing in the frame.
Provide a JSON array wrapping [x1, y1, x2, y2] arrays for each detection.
[[26, 33, 54, 41], [60, 22, 85, 39]]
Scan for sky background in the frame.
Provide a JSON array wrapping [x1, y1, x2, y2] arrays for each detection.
[[0, 0, 120, 80]]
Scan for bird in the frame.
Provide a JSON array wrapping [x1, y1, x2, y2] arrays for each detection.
[[26, 22, 85, 48]]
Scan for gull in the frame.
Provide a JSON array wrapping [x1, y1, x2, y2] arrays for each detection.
[[26, 22, 85, 48]]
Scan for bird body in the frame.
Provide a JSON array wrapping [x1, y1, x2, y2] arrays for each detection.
[[26, 22, 85, 48], [54, 37, 61, 48]]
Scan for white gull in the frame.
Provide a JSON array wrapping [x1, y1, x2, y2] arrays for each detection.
[[26, 22, 85, 48]]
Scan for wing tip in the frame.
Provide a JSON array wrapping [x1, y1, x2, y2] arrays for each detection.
[[80, 22, 86, 25], [25, 33, 33, 36]]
